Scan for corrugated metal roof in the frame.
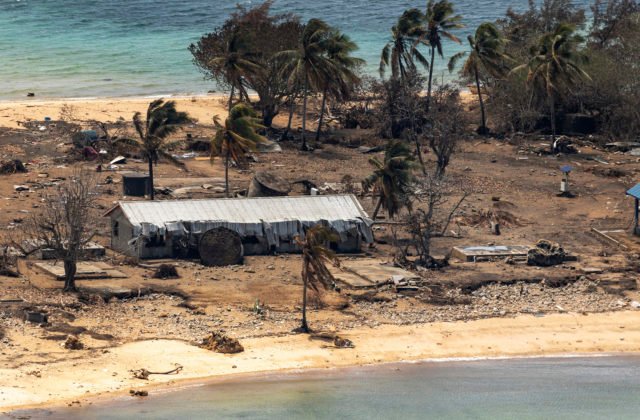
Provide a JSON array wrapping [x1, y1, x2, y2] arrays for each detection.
[[113, 195, 371, 227], [627, 184, 640, 199]]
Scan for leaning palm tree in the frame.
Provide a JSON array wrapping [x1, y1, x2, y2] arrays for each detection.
[[316, 30, 364, 141], [208, 30, 262, 112], [295, 224, 338, 333], [421, 0, 464, 110], [380, 8, 429, 81], [513, 23, 590, 149], [211, 103, 268, 197], [362, 140, 415, 220], [116, 99, 191, 200], [278, 19, 335, 151], [449, 22, 511, 134]]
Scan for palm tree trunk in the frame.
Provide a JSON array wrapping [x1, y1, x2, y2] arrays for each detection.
[[301, 258, 310, 333], [549, 93, 556, 152], [148, 154, 154, 200], [372, 196, 383, 220], [301, 74, 309, 151], [474, 65, 487, 134], [315, 87, 328, 142], [281, 95, 295, 141], [225, 147, 230, 198], [238, 82, 250, 103], [228, 85, 235, 113], [426, 46, 436, 112]]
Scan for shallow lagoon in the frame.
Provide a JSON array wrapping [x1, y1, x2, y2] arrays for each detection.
[[22, 356, 640, 419]]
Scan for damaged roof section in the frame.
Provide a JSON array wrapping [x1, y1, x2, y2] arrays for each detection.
[[105, 194, 374, 249]]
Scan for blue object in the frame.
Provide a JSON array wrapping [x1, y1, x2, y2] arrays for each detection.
[[79, 130, 98, 142], [626, 183, 640, 199], [560, 165, 572, 174]]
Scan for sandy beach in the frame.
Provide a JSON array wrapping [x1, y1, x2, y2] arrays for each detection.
[[2, 311, 639, 412], [0, 95, 232, 130]]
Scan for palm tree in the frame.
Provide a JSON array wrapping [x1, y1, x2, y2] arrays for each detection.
[[316, 30, 364, 141], [211, 103, 268, 196], [116, 99, 191, 200], [380, 9, 429, 80], [421, 0, 464, 110], [208, 30, 262, 112], [449, 23, 511, 134], [295, 224, 338, 333], [278, 19, 335, 151], [513, 23, 590, 149], [362, 141, 415, 220]]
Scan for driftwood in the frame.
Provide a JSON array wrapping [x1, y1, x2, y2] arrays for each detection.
[[131, 365, 183, 380], [309, 332, 355, 349]]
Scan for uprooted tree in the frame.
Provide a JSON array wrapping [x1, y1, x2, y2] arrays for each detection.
[[23, 170, 99, 292]]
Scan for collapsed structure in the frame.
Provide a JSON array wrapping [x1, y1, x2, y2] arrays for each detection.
[[104, 195, 373, 259]]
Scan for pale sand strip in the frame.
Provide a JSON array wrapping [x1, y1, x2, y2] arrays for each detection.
[[2, 310, 639, 412], [0, 95, 231, 129]]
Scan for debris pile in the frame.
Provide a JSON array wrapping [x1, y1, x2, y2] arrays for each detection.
[[527, 240, 566, 267], [0, 159, 27, 175], [63, 335, 84, 350], [152, 264, 180, 279], [201, 331, 244, 354]]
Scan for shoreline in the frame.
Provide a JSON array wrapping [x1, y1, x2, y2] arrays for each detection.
[[4, 310, 640, 413], [22, 350, 640, 415]]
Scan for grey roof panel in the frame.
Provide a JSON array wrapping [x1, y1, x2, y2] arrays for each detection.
[[115, 195, 371, 227]]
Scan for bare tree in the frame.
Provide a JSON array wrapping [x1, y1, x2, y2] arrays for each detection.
[[406, 174, 468, 267], [426, 85, 466, 178], [24, 170, 99, 292]]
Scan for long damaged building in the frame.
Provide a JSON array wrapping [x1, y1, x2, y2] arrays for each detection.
[[104, 194, 374, 259]]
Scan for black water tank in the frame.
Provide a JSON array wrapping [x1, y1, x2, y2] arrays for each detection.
[[122, 173, 151, 197]]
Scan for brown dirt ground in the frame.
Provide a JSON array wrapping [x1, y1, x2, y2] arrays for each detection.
[[0, 100, 639, 371]]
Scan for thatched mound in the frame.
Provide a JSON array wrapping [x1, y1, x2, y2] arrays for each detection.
[[247, 171, 291, 197], [201, 332, 244, 354], [199, 227, 243, 267]]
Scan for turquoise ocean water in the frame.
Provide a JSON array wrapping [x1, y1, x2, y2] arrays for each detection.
[[0, 1, 590, 99], [18, 356, 640, 419]]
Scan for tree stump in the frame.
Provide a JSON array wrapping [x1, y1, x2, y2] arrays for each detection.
[[198, 227, 243, 267]]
